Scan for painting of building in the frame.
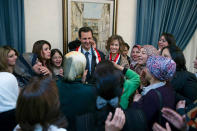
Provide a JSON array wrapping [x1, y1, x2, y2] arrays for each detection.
[[68, 0, 115, 53]]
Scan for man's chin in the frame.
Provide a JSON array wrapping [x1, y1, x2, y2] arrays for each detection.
[[84, 46, 91, 50], [111, 51, 118, 54]]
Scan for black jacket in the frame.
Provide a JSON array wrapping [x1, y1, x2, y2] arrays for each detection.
[[171, 70, 197, 105], [75, 47, 105, 84]]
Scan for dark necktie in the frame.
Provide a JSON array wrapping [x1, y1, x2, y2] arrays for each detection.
[[85, 52, 90, 72]]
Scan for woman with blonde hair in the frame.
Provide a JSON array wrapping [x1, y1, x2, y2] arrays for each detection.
[[0, 46, 18, 73], [56, 51, 97, 131]]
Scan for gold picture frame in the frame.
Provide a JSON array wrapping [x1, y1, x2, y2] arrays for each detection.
[[63, 0, 118, 53]]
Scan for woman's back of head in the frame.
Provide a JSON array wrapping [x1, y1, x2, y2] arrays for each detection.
[[63, 51, 86, 81], [16, 76, 66, 131], [93, 60, 124, 130], [94, 60, 124, 100]]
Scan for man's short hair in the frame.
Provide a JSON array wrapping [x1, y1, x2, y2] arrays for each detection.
[[78, 27, 93, 38], [124, 43, 130, 50]]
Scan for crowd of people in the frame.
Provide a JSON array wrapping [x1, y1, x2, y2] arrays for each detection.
[[0, 26, 197, 131]]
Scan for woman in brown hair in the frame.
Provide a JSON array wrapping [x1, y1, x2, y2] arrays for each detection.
[[0, 45, 18, 73], [32, 40, 52, 75], [14, 76, 67, 131], [106, 35, 129, 68]]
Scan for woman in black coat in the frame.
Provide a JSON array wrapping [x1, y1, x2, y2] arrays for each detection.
[[161, 45, 197, 105]]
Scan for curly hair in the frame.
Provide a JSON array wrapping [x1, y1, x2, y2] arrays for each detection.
[[106, 35, 125, 54]]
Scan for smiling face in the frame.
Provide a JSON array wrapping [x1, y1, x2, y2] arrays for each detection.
[[158, 36, 169, 50], [41, 44, 51, 60], [161, 48, 171, 59], [80, 31, 93, 51], [52, 52, 62, 67], [131, 47, 140, 61], [7, 50, 18, 66], [138, 48, 148, 65], [110, 40, 120, 54]]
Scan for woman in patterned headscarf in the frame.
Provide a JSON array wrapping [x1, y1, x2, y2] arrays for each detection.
[[132, 55, 176, 130]]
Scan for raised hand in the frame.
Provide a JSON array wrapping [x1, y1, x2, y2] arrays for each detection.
[[153, 122, 171, 131], [81, 70, 88, 84], [105, 108, 125, 131], [161, 107, 187, 131], [133, 93, 142, 102], [39, 66, 51, 75], [59, 68, 64, 76]]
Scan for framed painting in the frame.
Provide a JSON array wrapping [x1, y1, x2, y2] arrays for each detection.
[[63, 0, 118, 53]]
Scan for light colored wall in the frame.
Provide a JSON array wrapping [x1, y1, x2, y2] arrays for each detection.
[[24, 0, 137, 54], [183, 30, 197, 73], [24, 0, 196, 71], [116, 0, 137, 54], [24, 0, 63, 52]]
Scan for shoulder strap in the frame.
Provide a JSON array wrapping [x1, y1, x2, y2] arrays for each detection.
[[155, 90, 163, 124]]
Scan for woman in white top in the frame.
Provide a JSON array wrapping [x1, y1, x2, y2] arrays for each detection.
[[0, 72, 19, 130]]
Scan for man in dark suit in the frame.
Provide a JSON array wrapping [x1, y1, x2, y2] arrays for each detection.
[[75, 26, 105, 84]]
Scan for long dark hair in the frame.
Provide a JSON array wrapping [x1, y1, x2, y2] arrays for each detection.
[[94, 60, 124, 100], [161, 45, 186, 71], [16, 77, 67, 131], [93, 60, 124, 130], [161, 32, 176, 46], [32, 40, 51, 69], [106, 35, 125, 54]]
